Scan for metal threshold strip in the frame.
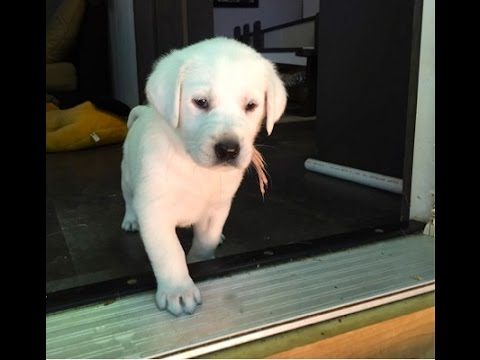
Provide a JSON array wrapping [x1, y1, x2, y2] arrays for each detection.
[[46, 233, 434, 359], [167, 282, 434, 359]]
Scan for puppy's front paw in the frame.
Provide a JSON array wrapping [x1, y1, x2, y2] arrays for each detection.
[[156, 278, 202, 316]]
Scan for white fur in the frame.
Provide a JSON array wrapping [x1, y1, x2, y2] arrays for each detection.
[[121, 37, 287, 316]]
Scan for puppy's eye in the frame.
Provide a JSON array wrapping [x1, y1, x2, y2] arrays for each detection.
[[193, 98, 209, 110], [245, 101, 257, 112]]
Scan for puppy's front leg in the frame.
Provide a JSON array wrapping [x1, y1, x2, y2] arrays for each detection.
[[187, 202, 232, 263], [137, 202, 201, 316]]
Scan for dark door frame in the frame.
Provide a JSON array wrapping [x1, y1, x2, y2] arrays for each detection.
[[132, 0, 214, 103]]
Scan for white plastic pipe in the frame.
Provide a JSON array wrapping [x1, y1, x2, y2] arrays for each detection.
[[304, 158, 403, 194]]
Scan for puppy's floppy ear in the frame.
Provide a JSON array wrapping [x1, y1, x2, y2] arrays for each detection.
[[265, 61, 288, 135], [145, 50, 186, 128]]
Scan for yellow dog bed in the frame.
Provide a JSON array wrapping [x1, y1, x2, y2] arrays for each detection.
[[46, 101, 128, 152]]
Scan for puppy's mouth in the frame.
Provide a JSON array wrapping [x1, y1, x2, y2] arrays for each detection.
[[186, 137, 251, 170], [216, 159, 241, 168]]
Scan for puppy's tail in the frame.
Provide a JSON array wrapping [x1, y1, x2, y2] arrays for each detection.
[[127, 105, 149, 129]]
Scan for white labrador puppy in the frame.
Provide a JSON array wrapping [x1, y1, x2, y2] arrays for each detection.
[[121, 37, 287, 316]]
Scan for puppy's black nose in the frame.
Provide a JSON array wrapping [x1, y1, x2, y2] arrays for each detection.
[[214, 140, 240, 162]]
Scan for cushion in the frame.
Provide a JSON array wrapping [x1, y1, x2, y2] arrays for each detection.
[[46, 93, 60, 106], [46, 102, 60, 112], [46, 0, 86, 64], [46, 101, 128, 152]]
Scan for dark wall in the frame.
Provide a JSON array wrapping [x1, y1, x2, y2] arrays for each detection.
[[74, 0, 111, 98], [315, 0, 422, 178]]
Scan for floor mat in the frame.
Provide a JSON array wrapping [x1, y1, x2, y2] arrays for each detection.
[[46, 120, 403, 301]]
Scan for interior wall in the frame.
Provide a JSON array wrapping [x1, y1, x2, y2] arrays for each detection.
[[213, 0, 303, 38], [302, 0, 320, 18], [409, 0, 435, 222], [107, 0, 139, 109]]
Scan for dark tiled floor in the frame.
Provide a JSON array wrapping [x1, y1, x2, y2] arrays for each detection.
[[46, 120, 402, 294]]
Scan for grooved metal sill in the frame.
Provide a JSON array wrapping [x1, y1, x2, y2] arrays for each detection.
[[46, 233, 434, 359]]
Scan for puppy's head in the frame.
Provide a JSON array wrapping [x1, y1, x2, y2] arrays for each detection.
[[145, 37, 287, 170]]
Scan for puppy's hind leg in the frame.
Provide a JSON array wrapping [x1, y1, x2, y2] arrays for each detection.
[[188, 202, 232, 263], [121, 177, 139, 232]]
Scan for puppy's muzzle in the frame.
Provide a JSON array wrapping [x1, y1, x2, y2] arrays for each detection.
[[214, 139, 240, 164]]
